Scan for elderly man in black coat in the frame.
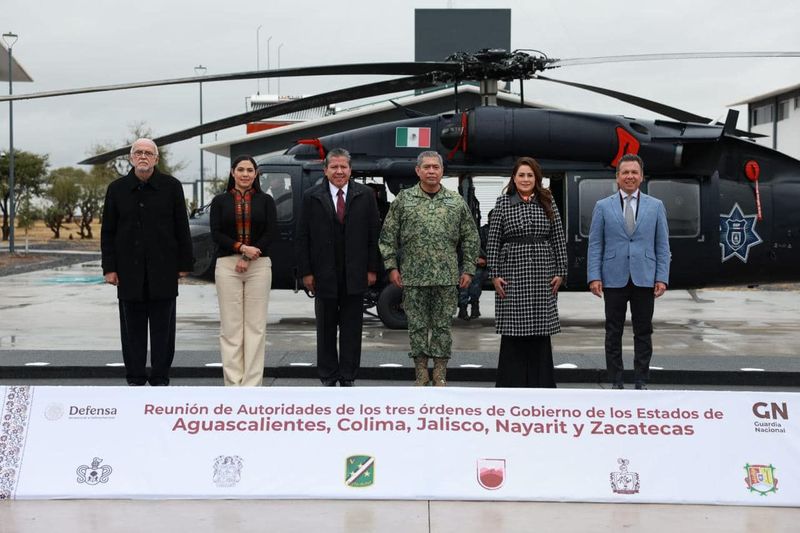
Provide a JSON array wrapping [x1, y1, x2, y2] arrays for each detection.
[[295, 148, 381, 386], [101, 138, 193, 386]]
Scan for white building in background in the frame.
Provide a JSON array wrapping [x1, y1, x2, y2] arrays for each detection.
[[731, 83, 800, 160]]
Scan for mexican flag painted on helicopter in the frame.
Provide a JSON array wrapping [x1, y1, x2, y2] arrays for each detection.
[[395, 127, 431, 148]]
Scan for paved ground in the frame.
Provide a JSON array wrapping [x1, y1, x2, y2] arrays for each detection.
[[1, 260, 799, 387], [3, 499, 799, 533]]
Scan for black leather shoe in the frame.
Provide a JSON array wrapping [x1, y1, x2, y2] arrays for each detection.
[[612, 382, 624, 390], [339, 380, 355, 387], [635, 382, 648, 390], [321, 379, 338, 387]]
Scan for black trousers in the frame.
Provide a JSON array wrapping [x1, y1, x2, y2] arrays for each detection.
[[315, 292, 363, 382], [604, 280, 655, 385], [118, 298, 176, 385], [495, 335, 556, 388]]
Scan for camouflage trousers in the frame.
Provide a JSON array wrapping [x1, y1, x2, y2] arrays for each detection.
[[403, 285, 457, 359]]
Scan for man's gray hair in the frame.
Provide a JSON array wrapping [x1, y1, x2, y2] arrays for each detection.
[[416, 151, 443, 167], [617, 153, 644, 174], [129, 138, 159, 157], [324, 148, 351, 167]]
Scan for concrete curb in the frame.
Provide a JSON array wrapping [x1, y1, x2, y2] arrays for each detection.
[[1, 364, 798, 387]]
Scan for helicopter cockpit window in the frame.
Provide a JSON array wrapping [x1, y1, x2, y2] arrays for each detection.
[[261, 173, 293, 222], [579, 179, 617, 236], [646, 179, 700, 237]]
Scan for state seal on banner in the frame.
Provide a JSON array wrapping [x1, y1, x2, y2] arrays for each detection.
[[345, 455, 375, 488], [44, 403, 64, 421], [477, 458, 505, 490], [610, 458, 640, 495], [744, 463, 778, 496], [76, 457, 113, 485], [213, 455, 243, 487]]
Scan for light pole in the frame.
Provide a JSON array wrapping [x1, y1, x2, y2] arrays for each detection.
[[194, 64, 207, 206], [256, 25, 262, 94], [277, 43, 283, 96], [214, 133, 218, 180], [3, 32, 18, 253], [266, 36, 272, 94]]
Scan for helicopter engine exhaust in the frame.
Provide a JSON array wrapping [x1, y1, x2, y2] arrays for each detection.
[[461, 106, 688, 171]]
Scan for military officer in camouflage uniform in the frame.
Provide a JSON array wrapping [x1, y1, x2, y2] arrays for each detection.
[[379, 151, 479, 386]]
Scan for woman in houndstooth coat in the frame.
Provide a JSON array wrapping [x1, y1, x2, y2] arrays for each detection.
[[486, 157, 568, 388]]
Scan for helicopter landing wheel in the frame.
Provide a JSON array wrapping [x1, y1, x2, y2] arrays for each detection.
[[376, 284, 407, 330]]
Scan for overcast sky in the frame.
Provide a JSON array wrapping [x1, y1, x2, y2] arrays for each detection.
[[3, 0, 800, 183]]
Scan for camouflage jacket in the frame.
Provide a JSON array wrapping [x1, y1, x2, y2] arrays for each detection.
[[379, 183, 479, 286]]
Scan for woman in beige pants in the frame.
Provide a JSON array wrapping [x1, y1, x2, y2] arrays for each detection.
[[210, 155, 278, 386]]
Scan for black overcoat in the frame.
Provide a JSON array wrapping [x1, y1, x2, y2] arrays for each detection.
[[295, 180, 381, 298], [101, 168, 194, 301]]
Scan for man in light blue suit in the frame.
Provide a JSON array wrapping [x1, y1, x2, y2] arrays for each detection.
[[587, 154, 670, 390]]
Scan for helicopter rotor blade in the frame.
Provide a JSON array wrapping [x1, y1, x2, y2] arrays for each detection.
[[535, 75, 713, 124], [546, 51, 800, 68], [0, 62, 458, 103], [389, 100, 429, 118], [535, 75, 765, 138], [7, 51, 799, 103], [78, 74, 439, 165]]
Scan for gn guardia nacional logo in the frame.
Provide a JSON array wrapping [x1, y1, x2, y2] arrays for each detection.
[[744, 463, 778, 496]]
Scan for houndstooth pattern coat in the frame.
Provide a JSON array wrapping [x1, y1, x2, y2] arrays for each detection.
[[486, 194, 568, 336]]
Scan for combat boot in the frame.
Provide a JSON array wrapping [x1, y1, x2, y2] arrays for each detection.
[[470, 301, 481, 319], [413, 356, 430, 386], [432, 358, 448, 386], [458, 304, 469, 320]]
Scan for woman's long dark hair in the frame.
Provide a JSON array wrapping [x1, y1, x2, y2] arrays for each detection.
[[225, 155, 263, 193], [503, 156, 554, 221]]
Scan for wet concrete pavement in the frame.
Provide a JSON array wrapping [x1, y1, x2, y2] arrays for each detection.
[[1, 260, 799, 386]]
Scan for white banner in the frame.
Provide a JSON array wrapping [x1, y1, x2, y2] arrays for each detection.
[[2, 385, 798, 505]]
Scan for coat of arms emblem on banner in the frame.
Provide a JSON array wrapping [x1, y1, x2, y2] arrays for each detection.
[[477, 458, 506, 490], [76, 457, 113, 485], [345, 455, 375, 487], [213, 455, 243, 487], [744, 463, 778, 495], [610, 458, 640, 494]]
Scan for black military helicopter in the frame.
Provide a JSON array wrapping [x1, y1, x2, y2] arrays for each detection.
[[6, 49, 799, 328]]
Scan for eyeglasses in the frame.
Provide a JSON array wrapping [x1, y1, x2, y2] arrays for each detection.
[[132, 150, 156, 158]]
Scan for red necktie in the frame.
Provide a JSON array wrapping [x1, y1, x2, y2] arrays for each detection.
[[336, 189, 345, 224]]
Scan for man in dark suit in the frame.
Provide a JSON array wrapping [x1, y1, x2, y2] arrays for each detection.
[[101, 138, 194, 386], [295, 148, 381, 386], [587, 153, 670, 390]]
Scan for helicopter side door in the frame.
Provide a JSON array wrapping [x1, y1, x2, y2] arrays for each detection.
[[258, 166, 302, 290], [567, 171, 616, 288], [646, 174, 720, 288]]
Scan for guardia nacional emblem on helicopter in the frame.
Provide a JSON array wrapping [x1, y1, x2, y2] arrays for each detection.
[[720, 203, 763, 263]]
